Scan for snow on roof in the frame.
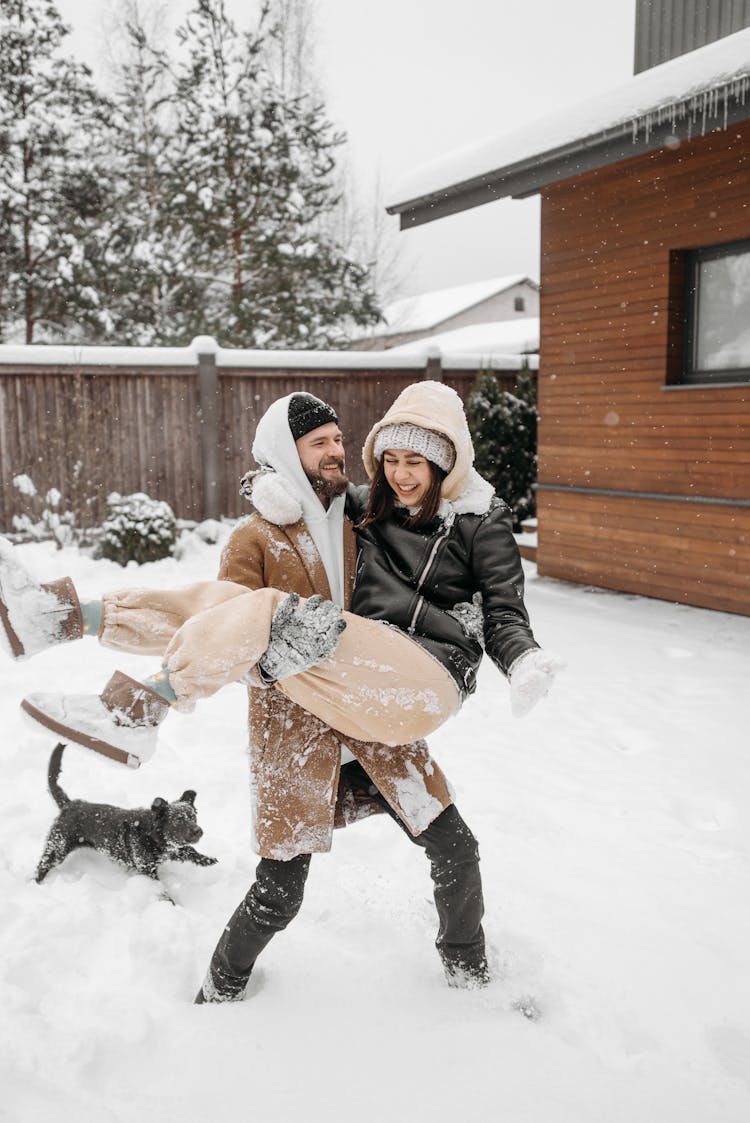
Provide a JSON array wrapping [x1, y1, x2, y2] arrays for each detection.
[[387, 317, 539, 358], [379, 274, 534, 335], [389, 26, 750, 208]]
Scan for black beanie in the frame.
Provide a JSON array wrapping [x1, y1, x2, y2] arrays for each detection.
[[287, 393, 338, 441]]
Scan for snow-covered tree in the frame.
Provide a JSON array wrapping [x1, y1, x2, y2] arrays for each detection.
[[264, 0, 405, 315], [163, 0, 379, 348], [0, 0, 116, 342], [467, 368, 538, 529], [95, 2, 202, 344]]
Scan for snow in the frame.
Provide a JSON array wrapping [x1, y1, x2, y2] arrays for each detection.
[[390, 25, 750, 207], [379, 275, 532, 334], [2, 535, 750, 1122], [0, 339, 525, 372], [388, 317, 540, 358]]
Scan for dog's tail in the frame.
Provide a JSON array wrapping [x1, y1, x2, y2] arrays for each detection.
[[48, 743, 70, 808]]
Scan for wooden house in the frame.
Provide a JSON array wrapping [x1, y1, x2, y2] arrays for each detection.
[[349, 275, 539, 350], [387, 0, 750, 616]]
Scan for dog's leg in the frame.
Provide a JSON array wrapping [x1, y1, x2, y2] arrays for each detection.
[[170, 846, 218, 867], [35, 827, 74, 882], [142, 866, 176, 906]]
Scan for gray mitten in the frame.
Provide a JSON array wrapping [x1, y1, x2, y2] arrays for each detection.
[[258, 593, 346, 682], [446, 591, 485, 647]]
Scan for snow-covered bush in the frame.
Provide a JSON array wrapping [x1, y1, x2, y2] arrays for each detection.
[[97, 492, 177, 566], [11, 474, 78, 548], [467, 368, 538, 530]]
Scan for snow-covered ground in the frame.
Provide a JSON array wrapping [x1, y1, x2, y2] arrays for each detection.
[[2, 532, 749, 1122]]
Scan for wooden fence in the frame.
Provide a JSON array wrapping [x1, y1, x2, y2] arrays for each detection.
[[0, 340, 534, 529]]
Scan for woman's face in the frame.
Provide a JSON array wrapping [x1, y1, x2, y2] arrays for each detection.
[[382, 449, 434, 507]]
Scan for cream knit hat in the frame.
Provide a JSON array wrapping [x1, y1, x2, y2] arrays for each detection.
[[373, 423, 456, 473]]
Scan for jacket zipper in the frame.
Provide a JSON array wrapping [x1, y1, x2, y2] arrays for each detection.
[[408, 513, 455, 632]]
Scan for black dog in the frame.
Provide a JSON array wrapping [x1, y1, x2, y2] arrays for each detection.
[[35, 743, 217, 902]]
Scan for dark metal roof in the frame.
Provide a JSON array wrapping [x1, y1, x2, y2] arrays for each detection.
[[388, 98, 750, 229], [387, 29, 750, 229]]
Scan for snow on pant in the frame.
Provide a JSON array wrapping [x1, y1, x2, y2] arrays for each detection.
[[203, 761, 486, 996], [99, 582, 460, 745]]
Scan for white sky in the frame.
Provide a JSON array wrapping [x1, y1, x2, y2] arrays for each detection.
[[55, 0, 638, 296]]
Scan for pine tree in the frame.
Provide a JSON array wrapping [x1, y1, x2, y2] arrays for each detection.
[[467, 368, 538, 530], [163, 0, 379, 348], [98, 7, 202, 344], [0, 0, 116, 342]]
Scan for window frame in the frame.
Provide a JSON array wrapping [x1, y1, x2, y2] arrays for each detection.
[[683, 237, 750, 386]]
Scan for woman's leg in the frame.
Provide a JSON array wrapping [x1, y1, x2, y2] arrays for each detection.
[[98, 581, 251, 655], [163, 587, 460, 744], [21, 588, 460, 766], [0, 527, 254, 660]]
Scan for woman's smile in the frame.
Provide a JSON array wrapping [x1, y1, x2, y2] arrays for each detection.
[[383, 449, 433, 507]]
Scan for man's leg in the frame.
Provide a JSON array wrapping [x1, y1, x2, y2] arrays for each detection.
[[342, 761, 488, 986], [196, 853, 311, 1003]]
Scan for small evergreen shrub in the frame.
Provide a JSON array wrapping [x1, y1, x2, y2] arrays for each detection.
[[98, 492, 177, 565], [467, 368, 538, 530]]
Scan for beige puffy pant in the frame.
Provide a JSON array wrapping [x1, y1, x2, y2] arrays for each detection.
[[100, 582, 460, 746]]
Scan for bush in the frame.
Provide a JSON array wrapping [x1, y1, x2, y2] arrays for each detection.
[[97, 492, 177, 565], [11, 473, 79, 548], [466, 369, 538, 530]]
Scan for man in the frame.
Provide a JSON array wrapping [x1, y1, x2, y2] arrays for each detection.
[[194, 391, 487, 1002]]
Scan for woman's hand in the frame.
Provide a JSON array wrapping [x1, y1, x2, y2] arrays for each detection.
[[509, 649, 565, 717]]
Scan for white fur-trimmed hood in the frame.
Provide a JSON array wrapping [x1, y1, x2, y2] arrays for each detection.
[[438, 468, 495, 517], [363, 381, 496, 517], [240, 468, 304, 527]]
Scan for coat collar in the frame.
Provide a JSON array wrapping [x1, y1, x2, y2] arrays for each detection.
[[242, 468, 357, 607]]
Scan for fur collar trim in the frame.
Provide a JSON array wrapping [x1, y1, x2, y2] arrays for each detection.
[[240, 468, 303, 527], [439, 469, 495, 517]]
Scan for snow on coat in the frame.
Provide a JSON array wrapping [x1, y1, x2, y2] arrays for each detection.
[[220, 402, 452, 861]]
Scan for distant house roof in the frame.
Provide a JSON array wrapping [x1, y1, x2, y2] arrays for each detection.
[[387, 317, 539, 358], [387, 26, 750, 228], [379, 274, 536, 336]]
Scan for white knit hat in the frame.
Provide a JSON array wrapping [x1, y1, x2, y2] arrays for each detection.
[[373, 423, 456, 473]]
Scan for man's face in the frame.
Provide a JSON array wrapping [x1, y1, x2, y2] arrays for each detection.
[[295, 421, 348, 501]]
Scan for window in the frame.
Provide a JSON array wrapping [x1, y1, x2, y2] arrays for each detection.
[[684, 239, 750, 384], [514, 296, 526, 313]]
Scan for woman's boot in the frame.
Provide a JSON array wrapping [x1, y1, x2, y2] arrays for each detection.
[[21, 671, 169, 768], [0, 538, 82, 660]]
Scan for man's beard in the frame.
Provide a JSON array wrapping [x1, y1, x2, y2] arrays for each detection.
[[306, 458, 348, 500]]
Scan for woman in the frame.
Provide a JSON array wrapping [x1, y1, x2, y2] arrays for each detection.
[[3, 382, 561, 768]]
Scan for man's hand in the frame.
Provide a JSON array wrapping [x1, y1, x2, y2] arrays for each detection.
[[259, 593, 346, 682]]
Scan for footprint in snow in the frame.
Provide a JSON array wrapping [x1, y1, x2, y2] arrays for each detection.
[[671, 795, 738, 832]]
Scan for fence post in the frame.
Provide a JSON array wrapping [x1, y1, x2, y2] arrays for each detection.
[[193, 336, 221, 520], [424, 348, 443, 382]]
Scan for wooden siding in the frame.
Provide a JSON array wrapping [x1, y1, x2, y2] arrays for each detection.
[[0, 361, 513, 528], [537, 119, 750, 616]]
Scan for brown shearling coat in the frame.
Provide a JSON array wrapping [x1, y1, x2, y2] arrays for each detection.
[[217, 510, 453, 861]]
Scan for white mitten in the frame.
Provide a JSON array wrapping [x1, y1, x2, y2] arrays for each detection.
[[509, 649, 565, 718]]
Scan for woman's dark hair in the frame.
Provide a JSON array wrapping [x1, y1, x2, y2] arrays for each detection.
[[357, 456, 447, 530]]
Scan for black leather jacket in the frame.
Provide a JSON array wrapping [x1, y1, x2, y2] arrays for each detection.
[[347, 485, 539, 701]]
